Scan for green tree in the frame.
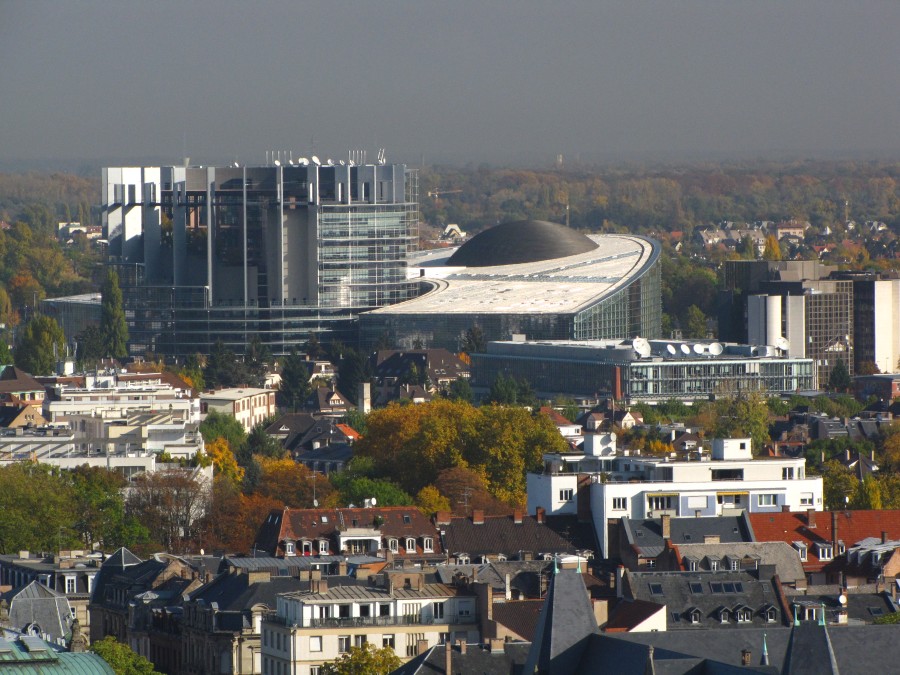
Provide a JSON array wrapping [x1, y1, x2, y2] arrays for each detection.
[[200, 410, 247, 456], [416, 485, 451, 515], [100, 268, 129, 359], [246, 418, 285, 460], [460, 325, 486, 354], [828, 359, 851, 393], [684, 305, 707, 339], [69, 466, 148, 550], [244, 335, 272, 388], [303, 332, 323, 359], [711, 391, 771, 455], [204, 339, 251, 389], [90, 636, 161, 675], [445, 377, 473, 403], [821, 460, 857, 510], [321, 644, 401, 675], [280, 349, 311, 411], [13, 314, 66, 375], [75, 324, 105, 366], [852, 474, 883, 510], [336, 347, 367, 405], [0, 463, 78, 553]]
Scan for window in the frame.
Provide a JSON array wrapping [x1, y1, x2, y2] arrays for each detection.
[[310, 668, 321, 675], [647, 495, 674, 511], [339, 605, 351, 618], [319, 540, 329, 555], [689, 582, 703, 594], [817, 544, 833, 561], [407, 633, 425, 657], [719, 610, 729, 624], [423, 537, 434, 553], [338, 636, 350, 653], [383, 635, 395, 649], [380, 604, 391, 617], [389, 538, 399, 553], [710, 582, 724, 593], [285, 542, 295, 556], [671, 611, 682, 623], [405, 538, 416, 553], [65, 577, 76, 594], [645, 559, 656, 569], [757, 494, 777, 507], [766, 608, 777, 623], [403, 515, 412, 524], [800, 494, 814, 506], [612, 497, 627, 510], [782, 467, 795, 480], [648, 583, 664, 595], [355, 635, 367, 648], [559, 489, 574, 502], [730, 559, 739, 571], [736, 608, 752, 623], [690, 609, 702, 624], [434, 602, 445, 620], [793, 542, 808, 562], [709, 560, 719, 571]]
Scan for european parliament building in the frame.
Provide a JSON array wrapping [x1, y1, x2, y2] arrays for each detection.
[[101, 162, 418, 357]]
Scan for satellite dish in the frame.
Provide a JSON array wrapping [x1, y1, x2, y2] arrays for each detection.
[[666, 344, 678, 356], [633, 337, 651, 358], [838, 594, 847, 606], [299, 157, 309, 165], [273, 159, 281, 167], [709, 342, 724, 356], [680, 343, 691, 355], [326, 158, 334, 166], [311, 155, 321, 166], [775, 336, 790, 351], [313, 499, 319, 508], [370, 497, 377, 506], [692, 343, 704, 354], [339, 160, 345, 166], [288, 160, 295, 165]]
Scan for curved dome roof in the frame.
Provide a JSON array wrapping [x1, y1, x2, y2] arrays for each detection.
[[446, 220, 598, 267]]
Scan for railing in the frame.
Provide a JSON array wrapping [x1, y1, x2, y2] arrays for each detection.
[[267, 614, 475, 628]]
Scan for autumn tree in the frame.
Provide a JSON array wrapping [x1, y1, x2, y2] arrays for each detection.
[[101, 268, 129, 359], [416, 485, 451, 515], [763, 234, 782, 261], [125, 469, 211, 551], [821, 461, 857, 510], [709, 390, 771, 455], [203, 438, 245, 486], [320, 643, 401, 675], [252, 456, 333, 509], [13, 314, 66, 375]]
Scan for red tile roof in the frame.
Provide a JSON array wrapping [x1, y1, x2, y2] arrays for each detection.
[[749, 509, 900, 572], [539, 407, 573, 426]]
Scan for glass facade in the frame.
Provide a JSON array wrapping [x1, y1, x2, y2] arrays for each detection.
[[102, 164, 417, 357]]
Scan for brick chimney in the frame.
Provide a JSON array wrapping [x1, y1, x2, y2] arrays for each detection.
[[417, 639, 429, 656], [661, 514, 671, 540], [445, 641, 452, 674], [513, 508, 523, 524], [472, 510, 485, 525], [488, 638, 504, 653], [807, 508, 816, 529], [435, 511, 452, 526], [535, 507, 546, 524], [457, 640, 467, 655], [741, 649, 752, 666], [832, 511, 839, 551]]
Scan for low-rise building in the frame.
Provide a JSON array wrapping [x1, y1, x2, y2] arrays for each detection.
[[201, 388, 276, 433]]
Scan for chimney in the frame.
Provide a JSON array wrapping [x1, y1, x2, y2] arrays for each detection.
[[311, 578, 328, 594], [703, 535, 720, 544], [358, 382, 371, 414], [435, 511, 452, 526], [845, 448, 851, 461], [741, 649, 752, 666], [535, 507, 545, 524], [505, 573, 511, 601], [695, 510, 701, 518], [513, 508, 523, 524], [807, 509, 816, 529], [488, 638, 504, 654], [417, 639, 429, 656], [616, 565, 625, 599], [472, 510, 484, 525], [445, 641, 452, 675], [882, 531, 889, 544], [781, 505, 791, 512], [661, 514, 671, 540], [457, 640, 467, 655], [832, 511, 839, 551], [337, 560, 348, 576]]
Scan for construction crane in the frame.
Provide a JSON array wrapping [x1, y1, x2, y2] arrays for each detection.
[[426, 188, 463, 199]]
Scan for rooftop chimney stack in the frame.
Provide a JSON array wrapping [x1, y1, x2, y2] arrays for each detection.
[[741, 649, 752, 666], [661, 513, 672, 540], [535, 507, 546, 524], [807, 508, 816, 529], [472, 510, 484, 525], [513, 508, 523, 524]]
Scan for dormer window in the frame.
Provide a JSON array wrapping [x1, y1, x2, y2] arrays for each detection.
[[319, 540, 329, 555], [709, 559, 719, 572], [816, 542, 833, 561], [285, 542, 295, 556], [689, 608, 702, 624], [719, 609, 729, 624], [793, 542, 808, 562], [302, 541, 313, 555], [423, 537, 434, 553], [735, 607, 752, 623], [458, 555, 470, 565], [405, 537, 416, 553], [765, 607, 778, 623], [838, 540, 846, 555], [388, 538, 399, 553]]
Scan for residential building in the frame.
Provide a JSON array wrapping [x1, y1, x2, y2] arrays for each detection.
[[369, 349, 470, 405], [360, 223, 662, 351], [253, 507, 444, 564], [261, 568, 478, 675], [471, 338, 814, 403], [0, 366, 45, 407], [200, 388, 276, 433], [101, 161, 418, 357], [43, 378, 199, 423], [0, 404, 47, 428], [0, 582, 74, 645], [528, 438, 823, 558]]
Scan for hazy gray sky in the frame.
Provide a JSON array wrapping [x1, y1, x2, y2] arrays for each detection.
[[2, 0, 899, 167]]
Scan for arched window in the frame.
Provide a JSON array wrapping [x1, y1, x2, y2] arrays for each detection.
[[405, 538, 416, 553]]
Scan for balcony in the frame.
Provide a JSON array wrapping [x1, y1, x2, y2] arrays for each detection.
[[267, 614, 475, 629]]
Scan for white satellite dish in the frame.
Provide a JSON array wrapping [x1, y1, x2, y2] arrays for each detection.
[[313, 499, 319, 508], [775, 336, 790, 351], [693, 343, 705, 354], [680, 343, 691, 355], [311, 155, 321, 166], [708, 342, 724, 356], [326, 158, 334, 166], [299, 157, 309, 165], [273, 159, 281, 167], [339, 160, 346, 166], [370, 497, 377, 506], [666, 344, 678, 356], [288, 160, 295, 165], [633, 337, 651, 358]]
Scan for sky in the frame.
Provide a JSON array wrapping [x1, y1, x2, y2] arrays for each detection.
[[2, 0, 900, 168]]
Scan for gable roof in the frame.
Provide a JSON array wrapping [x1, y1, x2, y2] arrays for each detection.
[[442, 514, 576, 558], [623, 515, 754, 557], [604, 598, 666, 632], [0, 366, 44, 395], [490, 600, 544, 641], [673, 542, 806, 585]]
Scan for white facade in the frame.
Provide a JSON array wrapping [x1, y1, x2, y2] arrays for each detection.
[[527, 438, 823, 558], [872, 280, 900, 374], [201, 388, 276, 433], [44, 384, 198, 423]]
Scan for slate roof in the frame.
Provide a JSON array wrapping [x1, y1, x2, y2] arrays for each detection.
[[604, 598, 666, 632], [784, 588, 897, 624], [371, 349, 469, 385], [266, 413, 317, 441], [749, 509, 900, 573], [253, 506, 443, 559], [294, 442, 354, 466], [0, 581, 72, 642], [188, 571, 310, 612], [441, 514, 576, 559], [673, 542, 806, 586], [393, 642, 531, 675], [623, 515, 754, 557], [624, 569, 790, 630]]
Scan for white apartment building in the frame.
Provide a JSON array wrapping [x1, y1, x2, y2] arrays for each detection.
[[43, 383, 198, 423], [528, 437, 823, 559], [261, 571, 478, 675], [201, 388, 276, 433]]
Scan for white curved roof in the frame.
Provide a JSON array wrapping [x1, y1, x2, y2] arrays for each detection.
[[371, 234, 657, 315]]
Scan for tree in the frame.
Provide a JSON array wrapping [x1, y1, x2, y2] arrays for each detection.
[[252, 456, 334, 508], [0, 463, 78, 553], [821, 460, 857, 510], [200, 410, 247, 452], [445, 377, 473, 403], [75, 324, 105, 366], [336, 347, 366, 405], [416, 485, 451, 515], [100, 268, 129, 359], [280, 349, 311, 411], [856, 360, 880, 376], [828, 358, 851, 393], [852, 474, 883, 510], [13, 314, 66, 375], [684, 305, 707, 339], [125, 469, 211, 551], [244, 335, 271, 388], [204, 339, 251, 389], [246, 419, 285, 460], [763, 234, 782, 261], [303, 333, 323, 359], [203, 438, 245, 486], [460, 325, 486, 354], [710, 390, 770, 455], [320, 643, 401, 675], [91, 636, 160, 675], [69, 465, 147, 550]]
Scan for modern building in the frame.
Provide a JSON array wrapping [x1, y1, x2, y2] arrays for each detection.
[[528, 438, 823, 559], [101, 161, 418, 357], [471, 338, 814, 402], [200, 388, 276, 433], [360, 221, 662, 351]]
